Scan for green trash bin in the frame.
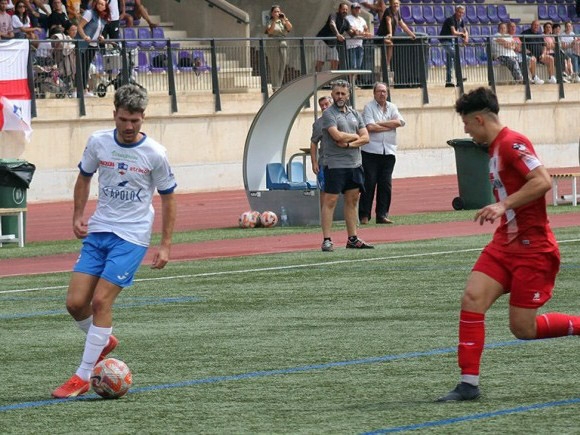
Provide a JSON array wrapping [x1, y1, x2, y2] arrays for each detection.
[[0, 159, 36, 241], [447, 139, 494, 210]]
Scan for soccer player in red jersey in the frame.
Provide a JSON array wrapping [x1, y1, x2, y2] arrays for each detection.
[[437, 87, 580, 401]]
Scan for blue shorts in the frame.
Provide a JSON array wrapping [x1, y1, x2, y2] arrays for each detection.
[[317, 164, 326, 191], [323, 166, 365, 194], [74, 232, 148, 288]]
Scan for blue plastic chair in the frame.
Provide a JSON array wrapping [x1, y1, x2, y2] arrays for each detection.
[[548, 4, 560, 21], [412, 5, 425, 23], [538, 4, 550, 19], [476, 5, 490, 24], [430, 46, 445, 66], [422, 6, 436, 24], [401, 5, 413, 22], [465, 5, 478, 23], [122, 27, 139, 50], [470, 25, 482, 43], [487, 5, 500, 24], [434, 5, 446, 23], [266, 163, 308, 190], [497, 5, 510, 21], [137, 27, 152, 49]]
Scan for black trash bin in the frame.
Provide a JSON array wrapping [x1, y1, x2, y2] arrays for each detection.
[[447, 139, 494, 210], [0, 159, 36, 241]]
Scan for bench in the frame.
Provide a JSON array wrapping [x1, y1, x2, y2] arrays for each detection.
[[0, 207, 27, 247], [550, 173, 580, 207]]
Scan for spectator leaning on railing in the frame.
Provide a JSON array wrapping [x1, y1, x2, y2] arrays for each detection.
[[560, 21, 580, 82], [439, 5, 468, 88], [315, 2, 354, 72], [491, 22, 524, 83]]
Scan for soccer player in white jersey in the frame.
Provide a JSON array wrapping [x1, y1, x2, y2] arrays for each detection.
[[437, 87, 580, 402], [52, 84, 177, 399]]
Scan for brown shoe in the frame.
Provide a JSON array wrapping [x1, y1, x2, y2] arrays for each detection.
[[376, 217, 393, 224], [360, 217, 369, 225]]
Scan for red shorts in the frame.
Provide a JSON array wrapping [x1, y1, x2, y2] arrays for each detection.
[[472, 244, 560, 309]]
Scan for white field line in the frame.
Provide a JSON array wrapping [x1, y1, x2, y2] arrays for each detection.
[[3, 239, 580, 295]]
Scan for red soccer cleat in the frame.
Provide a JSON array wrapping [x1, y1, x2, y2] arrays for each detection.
[[96, 335, 118, 365], [51, 374, 90, 399]]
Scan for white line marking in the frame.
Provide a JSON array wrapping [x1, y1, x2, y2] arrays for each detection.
[[2, 239, 580, 295]]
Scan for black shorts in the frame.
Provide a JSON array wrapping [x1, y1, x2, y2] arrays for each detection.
[[323, 166, 365, 194]]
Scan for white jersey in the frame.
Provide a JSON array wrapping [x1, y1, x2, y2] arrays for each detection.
[[108, 0, 120, 21], [79, 129, 177, 247]]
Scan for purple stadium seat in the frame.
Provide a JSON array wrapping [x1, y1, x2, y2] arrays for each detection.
[[497, 5, 510, 21], [432, 0, 442, 4], [464, 46, 477, 66], [426, 25, 438, 43], [443, 0, 453, 4], [487, 5, 500, 24], [430, 46, 445, 66], [568, 5, 580, 21], [137, 27, 152, 49], [476, 5, 490, 24], [444, 5, 454, 17], [557, 4, 569, 20], [414, 25, 426, 34], [474, 0, 485, 4], [466, 5, 478, 23], [151, 26, 166, 49], [548, 4, 560, 21], [480, 25, 491, 43], [470, 25, 482, 42], [122, 27, 139, 50], [545, 0, 556, 4], [434, 5, 446, 23], [411, 5, 425, 24], [423, 6, 436, 24], [401, 5, 412, 22], [538, 4, 550, 19], [137, 50, 149, 73], [464, 0, 474, 3]]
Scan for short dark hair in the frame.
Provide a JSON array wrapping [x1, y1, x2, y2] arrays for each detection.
[[114, 84, 148, 113], [455, 87, 500, 116]]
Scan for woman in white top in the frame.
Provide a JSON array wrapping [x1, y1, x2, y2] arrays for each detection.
[[561, 21, 579, 82], [12, 0, 40, 40], [264, 4, 292, 92]]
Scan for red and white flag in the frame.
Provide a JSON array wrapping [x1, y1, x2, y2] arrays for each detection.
[[0, 40, 32, 141]]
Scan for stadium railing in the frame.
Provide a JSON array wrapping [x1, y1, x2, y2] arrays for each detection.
[[23, 34, 577, 116]]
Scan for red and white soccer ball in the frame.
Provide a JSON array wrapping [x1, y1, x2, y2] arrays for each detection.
[[91, 358, 133, 399], [260, 211, 278, 228], [238, 210, 261, 228]]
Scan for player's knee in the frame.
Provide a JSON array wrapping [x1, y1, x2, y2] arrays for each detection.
[[91, 296, 112, 317], [509, 322, 536, 340], [65, 296, 87, 316]]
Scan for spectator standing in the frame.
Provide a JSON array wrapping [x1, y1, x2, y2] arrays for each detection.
[[309, 95, 333, 205], [315, 2, 354, 72], [345, 2, 370, 79], [437, 87, 580, 402], [76, 0, 109, 96], [264, 4, 292, 93], [561, 21, 580, 82], [522, 20, 556, 84], [359, 82, 405, 225], [440, 5, 468, 88], [508, 21, 544, 85], [319, 80, 373, 252], [51, 84, 177, 399], [0, 0, 15, 39], [102, 0, 120, 40], [491, 22, 523, 82], [379, 0, 416, 67]]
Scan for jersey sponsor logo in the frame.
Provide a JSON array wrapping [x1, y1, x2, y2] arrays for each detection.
[[112, 150, 138, 162], [99, 160, 114, 167], [512, 143, 527, 151], [129, 166, 150, 175], [101, 184, 144, 202], [532, 292, 541, 302], [118, 162, 128, 175]]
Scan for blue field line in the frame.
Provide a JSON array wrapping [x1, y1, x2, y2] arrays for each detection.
[[0, 296, 203, 320], [361, 397, 580, 434], [1, 339, 523, 413]]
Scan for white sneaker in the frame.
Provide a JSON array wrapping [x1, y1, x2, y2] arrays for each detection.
[[548, 76, 557, 84], [563, 76, 570, 83], [84, 91, 95, 97], [574, 75, 580, 83], [533, 76, 544, 85]]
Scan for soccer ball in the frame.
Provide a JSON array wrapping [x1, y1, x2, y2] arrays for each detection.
[[260, 211, 278, 227], [91, 358, 133, 399], [239, 210, 261, 228]]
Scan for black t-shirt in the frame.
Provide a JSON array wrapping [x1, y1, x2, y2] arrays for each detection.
[[377, 7, 401, 37], [440, 15, 465, 42], [521, 29, 544, 60], [316, 13, 352, 47], [47, 11, 71, 30]]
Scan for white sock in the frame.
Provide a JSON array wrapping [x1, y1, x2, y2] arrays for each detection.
[[75, 316, 93, 334], [461, 374, 479, 387], [76, 324, 112, 381]]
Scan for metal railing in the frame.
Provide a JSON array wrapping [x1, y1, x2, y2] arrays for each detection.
[[25, 35, 578, 116]]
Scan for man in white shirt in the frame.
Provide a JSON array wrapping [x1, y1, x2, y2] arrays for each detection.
[[51, 84, 177, 399], [346, 2, 370, 83], [359, 82, 405, 224]]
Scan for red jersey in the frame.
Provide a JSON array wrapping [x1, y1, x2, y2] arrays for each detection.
[[487, 127, 557, 253]]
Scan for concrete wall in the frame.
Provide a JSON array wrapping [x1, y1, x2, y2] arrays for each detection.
[[2, 85, 578, 203]]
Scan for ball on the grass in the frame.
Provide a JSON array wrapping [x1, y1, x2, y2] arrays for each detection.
[[91, 358, 132, 399], [260, 211, 278, 227], [238, 210, 261, 228]]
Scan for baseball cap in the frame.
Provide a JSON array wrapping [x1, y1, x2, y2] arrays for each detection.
[[351, 2, 362, 8]]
